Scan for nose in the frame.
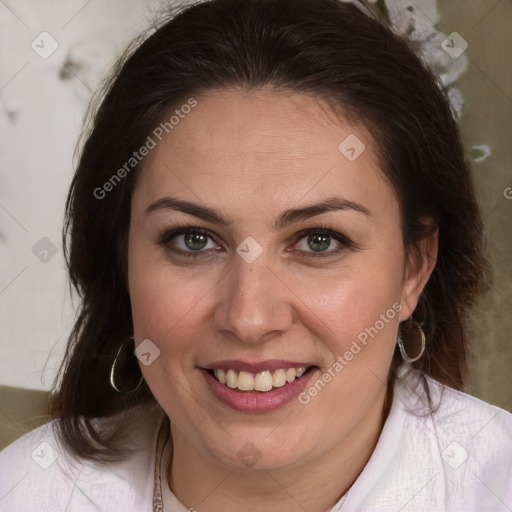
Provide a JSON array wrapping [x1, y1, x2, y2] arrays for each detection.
[[214, 249, 294, 345]]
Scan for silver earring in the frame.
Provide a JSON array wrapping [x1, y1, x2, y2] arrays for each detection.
[[398, 318, 426, 363], [110, 336, 143, 393]]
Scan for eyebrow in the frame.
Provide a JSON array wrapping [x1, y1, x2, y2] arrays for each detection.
[[145, 196, 371, 229]]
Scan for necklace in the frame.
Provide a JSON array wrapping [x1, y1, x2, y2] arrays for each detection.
[[152, 415, 170, 512]]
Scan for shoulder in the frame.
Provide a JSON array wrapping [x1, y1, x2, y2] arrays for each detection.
[[0, 419, 85, 512], [398, 369, 512, 509], [401, 370, 512, 447], [0, 403, 165, 512]]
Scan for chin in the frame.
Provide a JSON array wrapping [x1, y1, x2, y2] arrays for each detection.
[[202, 425, 315, 472]]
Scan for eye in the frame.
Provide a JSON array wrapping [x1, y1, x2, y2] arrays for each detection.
[[157, 223, 356, 260], [158, 226, 221, 257], [292, 226, 354, 257]]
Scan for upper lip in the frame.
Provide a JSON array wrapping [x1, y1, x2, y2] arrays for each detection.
[[202, 359, 314, 373]]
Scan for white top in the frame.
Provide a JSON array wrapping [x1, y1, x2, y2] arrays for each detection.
[[1, 368, 512, 511]]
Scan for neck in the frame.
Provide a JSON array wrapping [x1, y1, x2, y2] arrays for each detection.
[[168, 386, 389, 512]]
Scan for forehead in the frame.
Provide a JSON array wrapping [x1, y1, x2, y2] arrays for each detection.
[[133, 89, 397, 224]]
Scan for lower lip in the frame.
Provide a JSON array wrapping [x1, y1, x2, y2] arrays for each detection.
[[200, 368, 319, 412]]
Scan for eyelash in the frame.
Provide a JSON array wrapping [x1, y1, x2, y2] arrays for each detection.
[[157, 223, 356, 260]]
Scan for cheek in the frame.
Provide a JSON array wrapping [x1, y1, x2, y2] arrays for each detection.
[[126, 231, 217, 370], [292, 263, 402, 429], [293, 263, 402, 432], [129, 263, 214, 354], [296, 256, 403, 356], [127, 257, 219, 423]]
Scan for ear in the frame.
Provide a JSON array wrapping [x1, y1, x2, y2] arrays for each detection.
[[399, 221, 439, 321]]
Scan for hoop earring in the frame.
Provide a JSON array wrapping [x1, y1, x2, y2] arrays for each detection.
[[110, 336, 143, 394], [398, 318, 426, 363]]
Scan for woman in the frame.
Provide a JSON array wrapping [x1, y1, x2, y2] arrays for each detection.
[[1, 0, 511, 510]]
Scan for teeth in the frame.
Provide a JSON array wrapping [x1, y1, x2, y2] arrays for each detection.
[[285, 368, 296, 383], [272, 369, 287, 388], [217, 368, 227, 384], [238, 371, 254, 391], [254, 371, 273, 392], [213, 367, 307, 392], [226, 369, 238, 388]]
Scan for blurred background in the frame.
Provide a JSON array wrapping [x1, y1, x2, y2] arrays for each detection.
[[1, 0, 511, 448]]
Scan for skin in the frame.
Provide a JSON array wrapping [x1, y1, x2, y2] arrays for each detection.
[[127, 89, 438, 511]]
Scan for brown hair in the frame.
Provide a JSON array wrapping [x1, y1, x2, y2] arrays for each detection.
[[52, 0, 488, 462]]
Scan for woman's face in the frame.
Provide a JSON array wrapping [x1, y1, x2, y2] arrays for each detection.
[[127, 89, 432, 471]]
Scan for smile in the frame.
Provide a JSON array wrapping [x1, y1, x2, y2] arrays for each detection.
[[211, 367, 308, 392], [201, 362, 319, 412]]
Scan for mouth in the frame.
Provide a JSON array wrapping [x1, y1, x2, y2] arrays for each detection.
[[200, 359, 319, 411], [207, 366, 316, 393]]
